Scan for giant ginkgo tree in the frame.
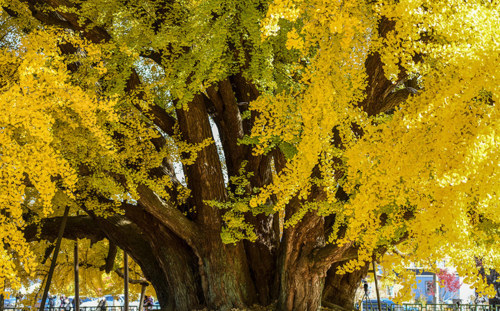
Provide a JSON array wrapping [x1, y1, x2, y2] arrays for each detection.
[[1, 0, 500, 310]]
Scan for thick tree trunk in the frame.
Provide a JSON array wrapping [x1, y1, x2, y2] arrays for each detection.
[[323, 262, 369, 309], [147, 227, 203, 310], [243, 213, 278, 306], [198, 232, 258, 311], [275, 192, 361, 311], [276, 202, 330, 311], [277, 260, 326, 311]]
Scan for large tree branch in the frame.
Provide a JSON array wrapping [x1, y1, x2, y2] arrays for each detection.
[[24, 160, 194, 249], [310, 241, 356, 272], [99, 166, 198, 249], [131, 187, 200, 250], [204, 75, 269, 187], [24, 215, 106, 244], [2, 5, 75, 29], [126, 69, 177, 137], [359, 17, 423, 116], [42, 0, 111, 43], [314, 213, 413, 273], [379, 87, 418, 113], [14, 2, 193, 244], [82, 205, 202, 307], [105, 242, 118, 274], [175, 94, 227, 228], [205, 80, 246, 178]]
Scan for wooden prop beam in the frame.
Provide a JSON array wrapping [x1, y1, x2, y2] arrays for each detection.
[[40, 206, 70, 311]]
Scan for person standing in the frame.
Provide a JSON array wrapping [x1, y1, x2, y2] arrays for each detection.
[[63, 297, 71, 311], [143, 296, 153, 310], [48, 296, 56, 309], [97, 298, 107, 311]]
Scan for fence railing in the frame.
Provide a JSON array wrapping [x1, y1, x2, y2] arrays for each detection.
[[5, 303, 500, 311], [361, 303, 500, 311], [3, 307, 162, 311]]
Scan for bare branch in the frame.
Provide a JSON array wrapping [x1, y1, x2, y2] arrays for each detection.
[[113, 268, 149, 285]]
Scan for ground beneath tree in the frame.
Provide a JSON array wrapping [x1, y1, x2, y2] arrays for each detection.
[[191, 301, 359, 311]]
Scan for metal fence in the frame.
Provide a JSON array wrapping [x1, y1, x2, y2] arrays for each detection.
[[361, 303, 500, 311], [4, 304, 500, 311], [399, 304, 500, 311], [3, 307, 162, 311]]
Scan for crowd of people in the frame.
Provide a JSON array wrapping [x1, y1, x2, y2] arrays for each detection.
[[43, 294, 155, 310], [93, 295, 154, 311], [47, 295, 80, 310], [5, 294, 156, 310]]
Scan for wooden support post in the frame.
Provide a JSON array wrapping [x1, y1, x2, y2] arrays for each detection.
[[40, 206, 70, 311], [373, 261, 382, 311], [124, 252, 129, 311], [138, 284, 147, 311], [74, 239, 79, 311]]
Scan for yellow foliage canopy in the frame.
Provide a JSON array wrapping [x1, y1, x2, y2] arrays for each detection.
[[0, 0, 499, 304], [252, 0, 500, 300]]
